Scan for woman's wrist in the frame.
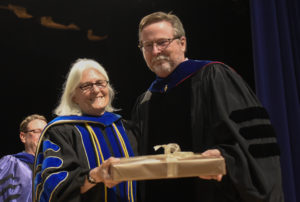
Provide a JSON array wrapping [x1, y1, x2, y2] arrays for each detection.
[[87, 170, 97, 184]]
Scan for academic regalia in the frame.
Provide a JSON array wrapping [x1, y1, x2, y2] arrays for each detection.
[[33, 112, 137, 202], [0, 152, 35, 202], [132, 59, 284, 202]]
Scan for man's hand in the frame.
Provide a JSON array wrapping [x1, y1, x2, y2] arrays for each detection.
[[198, 149, 224, 182]]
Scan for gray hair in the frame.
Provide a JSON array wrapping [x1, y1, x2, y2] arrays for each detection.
[[138, 11, 186, 41], [54, 58, 116, 116]]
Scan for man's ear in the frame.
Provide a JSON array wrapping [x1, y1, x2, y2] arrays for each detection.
[[20, 132, 26, 144], [180, 36, 187, 52]]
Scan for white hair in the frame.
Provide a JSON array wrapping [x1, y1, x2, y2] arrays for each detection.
[[54, 58, 116, 116]]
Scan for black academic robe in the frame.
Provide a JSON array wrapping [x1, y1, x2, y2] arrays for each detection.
[[132, 59, 284, 202], [33, 112, 137, 202]]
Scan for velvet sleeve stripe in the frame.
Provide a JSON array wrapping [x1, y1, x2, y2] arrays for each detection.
[[36, 153, 44, 167], [248, 143, 281, 158], [0, 184, 18, 196], [229, 107, 270, 123], [39, 171, 68, 202], [228, 107, 280, 158], [0, 174, 14, 184], [41, 157, 63, 173], [239, 124, 277, 140], [43, 140, 60, 153]]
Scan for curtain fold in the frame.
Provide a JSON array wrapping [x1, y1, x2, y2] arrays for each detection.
[[250, 0, 300, 201]]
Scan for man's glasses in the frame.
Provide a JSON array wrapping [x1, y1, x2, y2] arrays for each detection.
[[138, 37, 181, 52], [25, 129, 43, 134], [79, 80, 109, 92]]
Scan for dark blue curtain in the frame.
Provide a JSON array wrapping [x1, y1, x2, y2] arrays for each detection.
[[250, 0, 300, 201]]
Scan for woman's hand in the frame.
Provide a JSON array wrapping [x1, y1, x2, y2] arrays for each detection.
[[81, 157, 121, 193], [90, 157, 121, 188]]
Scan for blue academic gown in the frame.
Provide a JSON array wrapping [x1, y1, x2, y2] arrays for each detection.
[[0, 152, 35, 202]]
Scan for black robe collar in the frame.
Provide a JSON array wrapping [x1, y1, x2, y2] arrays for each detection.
[[148, 59, 215, 93]]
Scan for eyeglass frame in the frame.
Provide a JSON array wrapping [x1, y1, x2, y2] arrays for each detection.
[[78, 80, 109, 92], [138, 36, 181, 52], [25, 129, 43, 134]]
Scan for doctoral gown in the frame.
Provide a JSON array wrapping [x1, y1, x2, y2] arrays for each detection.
[[33, 112, 137, 202], [132, 59, 284, 202], [0, 152, 34, 202]]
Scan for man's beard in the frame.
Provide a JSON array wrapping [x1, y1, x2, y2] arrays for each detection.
[[151, 55, 174, 77]]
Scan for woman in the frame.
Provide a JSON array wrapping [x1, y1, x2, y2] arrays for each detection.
[[33, 58, 137, 202]]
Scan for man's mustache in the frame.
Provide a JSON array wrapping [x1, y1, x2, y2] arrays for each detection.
[[152, 55, 169, 63]]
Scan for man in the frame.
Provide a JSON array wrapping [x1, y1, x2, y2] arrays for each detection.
[[0, 114, 47, 202], [132, 11, 284, 202]]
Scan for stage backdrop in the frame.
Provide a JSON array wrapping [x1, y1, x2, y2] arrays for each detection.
[[250, 0, 300, 201], [0, 0, 254, 156]]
